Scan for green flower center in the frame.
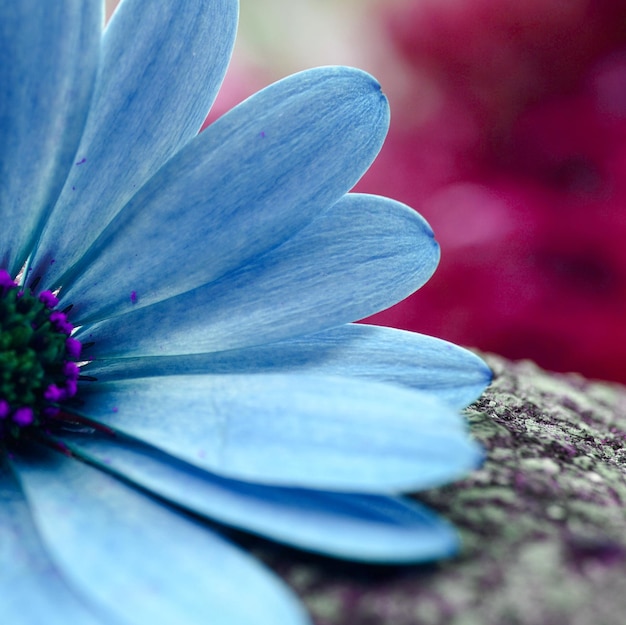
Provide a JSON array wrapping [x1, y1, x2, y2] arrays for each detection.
[[0, 269, 82, 438]]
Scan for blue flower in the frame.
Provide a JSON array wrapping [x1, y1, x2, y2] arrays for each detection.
[[0, 1, 491, 623]]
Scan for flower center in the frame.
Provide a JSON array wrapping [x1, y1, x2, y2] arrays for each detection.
[[0, 269, 82, 438]]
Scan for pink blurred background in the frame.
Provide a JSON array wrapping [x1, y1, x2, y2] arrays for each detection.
[[107, 0, 626, 383], [359, 0, 626, 384]]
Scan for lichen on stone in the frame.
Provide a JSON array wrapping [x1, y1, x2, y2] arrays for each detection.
[[255, 354, 626, 624]]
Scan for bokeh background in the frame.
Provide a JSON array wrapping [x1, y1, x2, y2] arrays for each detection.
[[106, 0, 626, 384]]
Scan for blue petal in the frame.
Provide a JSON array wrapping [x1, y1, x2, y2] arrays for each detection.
[[75, 374, 482, 493], [11, 445, 310, 625], [30, 0, 238, 288], [76, 194, 438, 357], [85, 324, 491, 410], [57, 430, 460, 563], [59, 68, 390, 323], [0, 454, 109, 625], [0, 0, 101, 275]]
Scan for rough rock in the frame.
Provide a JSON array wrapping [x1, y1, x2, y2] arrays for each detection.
[[256, 354, 626, 624]]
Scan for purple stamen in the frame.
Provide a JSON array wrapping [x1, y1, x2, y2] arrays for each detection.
[[0, 269, 15, 289], [65, 337, 82, 359], [39, 290, 59, 308], [63, 361, 80, 380], [49, 310, 66, 324], [0, 400, 9, 419], [49, 311, 74, 335], [44, 384, 66, 402], [64, 379, 78, 397], [13, 407, 34, 427]]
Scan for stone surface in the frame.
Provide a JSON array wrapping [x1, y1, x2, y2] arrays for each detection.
[[255, 354, 626, 624]]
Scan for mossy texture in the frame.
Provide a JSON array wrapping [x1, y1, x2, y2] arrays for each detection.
[[260, 355, 626, 624]]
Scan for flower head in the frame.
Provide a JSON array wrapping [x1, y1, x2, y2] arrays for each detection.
[[0, 1, 491, 623]]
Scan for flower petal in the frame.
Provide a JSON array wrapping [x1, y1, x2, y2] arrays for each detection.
[[0, 0, 101, 275], [57, 430, 460, 563], [75, 374, 482, 493], [59, 68, 390, 323], [11, 445, 310, 625], [30, 0, 238, 288], [77, 194, 438, 357], [85, 324, 491, 409], [0, 454, 108, 625]]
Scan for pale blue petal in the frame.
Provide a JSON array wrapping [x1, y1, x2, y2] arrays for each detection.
[[85, 324, 491, 410], [0, 0, 101, 275], [57, 430, 460, 563], [75, 374, 482, 493], [76, 194, 437, 357], [58, 69, 390, 323], [0, 454, 113, 625], [30, 0, 238, 288], [11, 445, 310, 625]]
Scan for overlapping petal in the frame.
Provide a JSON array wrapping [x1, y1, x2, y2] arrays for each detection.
[[58, 430, 460, 563], [74, 374, 481, 492], [84, 323, 491, 409], [58, 69, 391, 322], [11, 445, 310, 625], [76, 194, 438, 357], [0, 0, 101, 275], [0, 455, 111, 625], [0, 3, 493, 622], [30, 0, 238, 288]]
